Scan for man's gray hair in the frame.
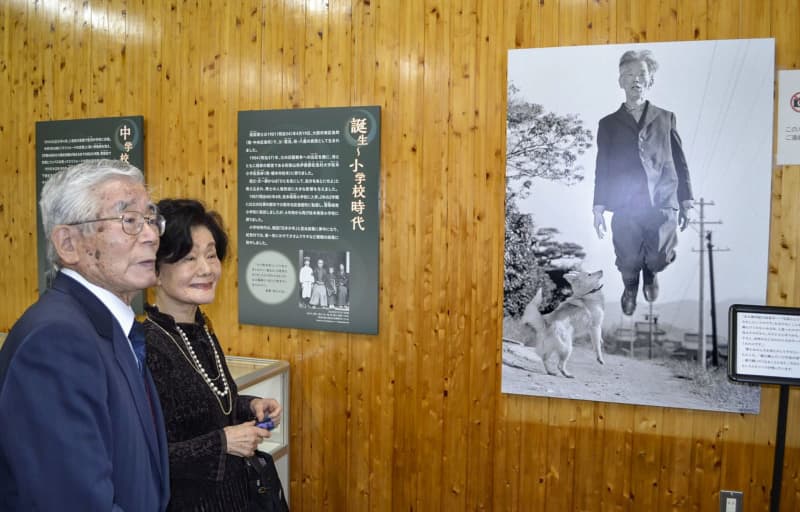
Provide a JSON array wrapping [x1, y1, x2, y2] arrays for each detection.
[[40, 159, 145, 270], [619, 49, 659, 74]]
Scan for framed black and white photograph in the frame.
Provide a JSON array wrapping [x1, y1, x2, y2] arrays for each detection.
[[298, 249, 350, 311], [502, 38, 775, 413]]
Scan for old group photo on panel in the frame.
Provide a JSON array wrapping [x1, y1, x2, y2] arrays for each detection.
[[502, 38, 775, 413]]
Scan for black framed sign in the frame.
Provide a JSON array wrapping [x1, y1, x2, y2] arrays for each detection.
[[728, 304, 800, 385], [35, 116, 145, 310], [237, 106, 381, 334]]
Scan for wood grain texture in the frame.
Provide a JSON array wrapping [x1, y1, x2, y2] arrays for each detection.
[[1, 1, 799, 510]]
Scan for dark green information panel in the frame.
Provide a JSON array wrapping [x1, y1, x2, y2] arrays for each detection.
[[238, 106, 380, 334], [35, 116, 145, 297]]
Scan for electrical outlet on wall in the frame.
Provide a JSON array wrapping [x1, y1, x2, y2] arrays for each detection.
[[719, 490, 743, 512]]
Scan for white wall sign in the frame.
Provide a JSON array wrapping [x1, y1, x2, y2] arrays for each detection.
[[729, 304, 800, 385], [777, 69, 800, 165]]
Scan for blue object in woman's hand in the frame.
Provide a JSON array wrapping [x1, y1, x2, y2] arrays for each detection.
[[256, 418, 275, 430]]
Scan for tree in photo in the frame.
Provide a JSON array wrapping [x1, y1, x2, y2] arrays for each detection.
[[506, 83, 593, 189], [504, 84, 594, 317], [504, 189, 553, 318], [504, 190, 588, 317]]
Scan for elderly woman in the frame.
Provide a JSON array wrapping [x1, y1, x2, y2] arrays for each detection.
[[143, 198, 283, 511]]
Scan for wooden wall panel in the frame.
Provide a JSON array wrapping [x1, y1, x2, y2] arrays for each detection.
[[415, 2, 451, 510], [442, 1, 478, 509], [2, 1, 800, 510]]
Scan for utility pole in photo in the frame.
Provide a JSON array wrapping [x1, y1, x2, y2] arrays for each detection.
[[690, 198, 722, 369], [705, 230, 730, 367]]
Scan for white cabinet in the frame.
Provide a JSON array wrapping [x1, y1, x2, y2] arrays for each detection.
[[226, 356, 290, 506]]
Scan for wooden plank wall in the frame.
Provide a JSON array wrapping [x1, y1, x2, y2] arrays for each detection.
[[1, 0, 799, 510]]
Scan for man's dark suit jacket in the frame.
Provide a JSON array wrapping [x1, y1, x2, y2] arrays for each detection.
[[593, 101, 693, 212], [0, 272, 170, 511]]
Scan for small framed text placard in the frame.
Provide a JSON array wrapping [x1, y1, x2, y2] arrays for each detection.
[[729, 304, 800, 385]]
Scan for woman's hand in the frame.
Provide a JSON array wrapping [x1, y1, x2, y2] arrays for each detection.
[[223, 421, 271, 457], [250, 397, 282, 426]]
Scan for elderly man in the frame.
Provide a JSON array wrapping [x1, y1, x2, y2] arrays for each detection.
[[593, 49, 694, 316], [0, 160, 170, 510]]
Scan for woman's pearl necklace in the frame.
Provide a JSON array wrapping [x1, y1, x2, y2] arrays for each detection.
[[146, 313, 233, 415], [174, 323, 230, 398]]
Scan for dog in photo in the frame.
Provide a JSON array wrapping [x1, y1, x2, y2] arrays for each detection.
[[520, 270, 605, 378]]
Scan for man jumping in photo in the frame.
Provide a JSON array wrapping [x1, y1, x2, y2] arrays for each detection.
[[592, 49, 694, 316]]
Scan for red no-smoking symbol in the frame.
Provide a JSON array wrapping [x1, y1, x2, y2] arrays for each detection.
[[792, 91, 800, 113]]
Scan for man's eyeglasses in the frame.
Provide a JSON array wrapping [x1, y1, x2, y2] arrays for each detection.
[[66, 211, 166, 236]]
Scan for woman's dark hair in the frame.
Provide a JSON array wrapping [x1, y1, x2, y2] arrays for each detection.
[[155, 198, 228, 269]]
